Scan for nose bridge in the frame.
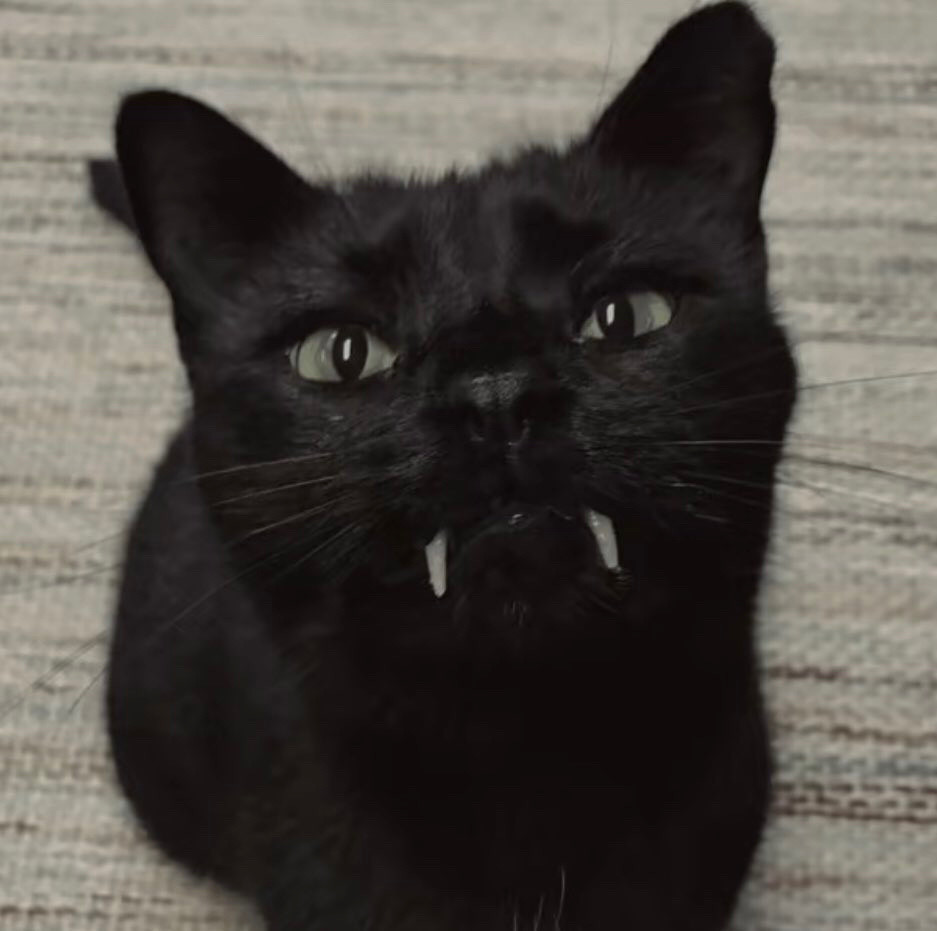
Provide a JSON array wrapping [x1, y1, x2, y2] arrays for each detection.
[[430, 300, 568, 446]]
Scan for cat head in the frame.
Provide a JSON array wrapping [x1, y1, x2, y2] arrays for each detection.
[[114, 2, 795, 669]]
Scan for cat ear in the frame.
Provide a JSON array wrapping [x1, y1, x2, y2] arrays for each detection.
[[588, 1, 776, 222], [115, 90, 326, 304]]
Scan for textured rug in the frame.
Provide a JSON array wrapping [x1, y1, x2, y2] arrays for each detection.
[[1, 0, 936, 928]]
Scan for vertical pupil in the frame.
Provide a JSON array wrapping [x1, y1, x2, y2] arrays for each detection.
[[332, 326, 368, 380], [599, 298, 635, 340]]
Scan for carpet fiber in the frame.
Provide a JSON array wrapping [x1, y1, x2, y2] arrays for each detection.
[[1, 1, 936, 927]]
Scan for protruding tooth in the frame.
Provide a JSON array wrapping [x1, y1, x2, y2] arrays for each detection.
[[584, 509, 619, 571], [424, 530, 448, 598]]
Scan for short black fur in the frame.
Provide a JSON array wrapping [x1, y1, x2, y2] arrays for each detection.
[[96, 4, 796, 929]]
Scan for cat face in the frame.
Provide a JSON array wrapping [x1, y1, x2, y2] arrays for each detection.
[[115, 2, 795, 664]]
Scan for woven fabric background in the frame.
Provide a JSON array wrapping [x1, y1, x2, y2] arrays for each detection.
[[1, 0, 936, 928]]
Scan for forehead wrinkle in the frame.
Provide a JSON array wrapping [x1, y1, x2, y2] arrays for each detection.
[[335, 210, 427, 326], [498, 193, 609, 316], [510, 195, 609, 275], [396, 192, 486, 328]]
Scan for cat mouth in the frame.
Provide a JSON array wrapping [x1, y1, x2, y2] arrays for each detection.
[[423, 508, 619, 598]]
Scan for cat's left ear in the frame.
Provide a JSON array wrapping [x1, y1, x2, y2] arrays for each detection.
[[587, 1, 776, 224]]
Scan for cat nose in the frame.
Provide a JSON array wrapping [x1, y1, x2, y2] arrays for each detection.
[[447, 370, 546, 448]]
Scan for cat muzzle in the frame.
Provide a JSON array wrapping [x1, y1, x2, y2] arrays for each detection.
[[423, 507, 618, 598]]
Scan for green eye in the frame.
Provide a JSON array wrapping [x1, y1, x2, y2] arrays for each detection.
[[580, 292, 674, 342], [287, 325, 398, 383]]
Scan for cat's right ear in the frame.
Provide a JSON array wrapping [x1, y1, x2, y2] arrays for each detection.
[[115, 90, 328, 330], [586, 2, 776, 227]]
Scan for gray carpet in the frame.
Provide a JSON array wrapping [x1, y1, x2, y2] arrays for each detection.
[[2, 0, 936, 927]]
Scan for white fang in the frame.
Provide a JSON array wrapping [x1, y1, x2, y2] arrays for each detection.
[[584, 509, 619, 570], [425, 529, 448, 598]]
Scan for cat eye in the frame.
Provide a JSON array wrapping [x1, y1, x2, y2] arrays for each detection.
[[287, 325, 398, 383], [579, 291, 674, 343]]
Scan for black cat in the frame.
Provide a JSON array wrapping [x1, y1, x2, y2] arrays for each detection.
[[92, 3, 796, 928]]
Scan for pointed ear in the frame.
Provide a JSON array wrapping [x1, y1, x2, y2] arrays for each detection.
[[588, 2, 776, 222], [115, 90, 326, 303]]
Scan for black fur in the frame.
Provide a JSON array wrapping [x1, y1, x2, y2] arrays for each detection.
[[98, 4, 796, 929], [88, 158, 136, 232]]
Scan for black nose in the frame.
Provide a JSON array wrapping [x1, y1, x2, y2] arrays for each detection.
[[445, 367, 568, 451], [451, 371, 530, 446]]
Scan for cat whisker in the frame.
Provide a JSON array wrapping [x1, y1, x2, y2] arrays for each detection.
[[176, 451, 335, 485], [212, 469, 410, 509], [230, 498, 354, 545], [589, 0, 618, 125], [0, 558, 123, 599], [63, 535, 317, 716], [673, 367, 937, 418], [266, 519, 374, 588], [784, 452, 937, 491], [590, 437, 936, 497], [661, 337, 936, 411], [273, 40, 363, 231], [679, 469, 777, 497], [618, 434, 937, 459], [789, 432, 937, 459], [212, 474, 345, 507], [289, 632, 346, 691], [672, 474, 781, 518], [63, 527, 128, 556], [662, 340, 795, 398], [778, 475, 937, 516], [0, 631, 108, 722], [277, 42, 331, 179], [680, 464, 937, 519], [713, 468, 937, 521]]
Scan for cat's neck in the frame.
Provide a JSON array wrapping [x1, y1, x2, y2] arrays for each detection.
[[287, 608, 754, 788]]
